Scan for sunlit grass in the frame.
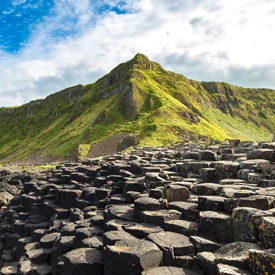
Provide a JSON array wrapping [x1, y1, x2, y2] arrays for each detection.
[[0, 53, 275, 162]]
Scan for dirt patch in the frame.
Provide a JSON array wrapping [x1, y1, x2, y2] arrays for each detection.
[[87, 132, 128, 158]]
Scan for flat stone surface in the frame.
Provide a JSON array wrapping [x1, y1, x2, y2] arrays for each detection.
[[75, 226, 103, 241], [214, 242, 260, 269], [103, 230, 137, 245], [142, 266, 203, 275], [63, 248, 103, 275], [26, 248, 52, 264], [104, 205, 134, 222], [169, 201, 199, 222], [123, 222, 164, 238], [189, 235, 221, 253], [104, 218, 136, 232], [140, 209, 181, 227], [163, 219, 198, 236], [217, 263, 253, 275], [147, 231, 194, 265], [39, 232, 61, 248], [105, 239, 162, 270]]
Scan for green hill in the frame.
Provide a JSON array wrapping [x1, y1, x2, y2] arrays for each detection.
[[1, 53, 275, 163]]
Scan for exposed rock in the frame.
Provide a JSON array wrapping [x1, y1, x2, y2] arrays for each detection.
[[0, 141, 275, 274], [117, 134, 140, 152], [63, 248, 103, 275], [249, 249, 275, 275]]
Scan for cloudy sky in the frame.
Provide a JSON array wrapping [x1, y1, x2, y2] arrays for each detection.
[[0, 0, 275, 107]]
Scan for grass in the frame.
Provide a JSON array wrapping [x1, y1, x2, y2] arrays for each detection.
[[0, 53, 275, 163]]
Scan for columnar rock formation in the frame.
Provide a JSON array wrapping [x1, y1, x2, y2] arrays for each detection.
[[0, 140, 275, 274]]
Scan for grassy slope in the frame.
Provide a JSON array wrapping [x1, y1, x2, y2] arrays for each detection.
[[0, 53, 275, 162]]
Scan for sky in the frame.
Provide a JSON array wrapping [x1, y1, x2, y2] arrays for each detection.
[[0, 0, 275, 107]]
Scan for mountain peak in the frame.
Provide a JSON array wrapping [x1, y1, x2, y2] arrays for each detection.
[[131, 53, 155, 70], [133, 52, 150, 61]]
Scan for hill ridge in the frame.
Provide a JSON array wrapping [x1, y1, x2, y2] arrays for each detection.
[[0, 53, 275, 163]]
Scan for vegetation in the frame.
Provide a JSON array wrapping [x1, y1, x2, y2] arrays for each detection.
[[0, 53, 275, 163]]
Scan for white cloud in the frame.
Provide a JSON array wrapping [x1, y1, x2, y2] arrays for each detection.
[[1, 0, 275, 107], [12, 0, 27, 5]]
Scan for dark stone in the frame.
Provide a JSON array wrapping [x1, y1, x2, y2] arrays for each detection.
[[105, 239, 162, 272], [259, 216, 275, 248], [197, 251, 217, 275], [216, 263, 253, 275], [191, 183, 220, 196], [169, 201, 199, 222], [26, 248, 52, 264], [142, 266, 203, 275], [103, 230, 137, 246], [214, 242, 260, 269], [104, 205, 134, 222], [140, 209, 181, 227], [61, 223, 77, 236], [134, 197, 166, 222], [123, 177, 147, 195], [60, 189, 82, 209], [123, 222, 164, 238], [232, 207, 271, 242], [104, 219, 136, 232], [163, 219, 198, 236], [15, 236, 33, 260], [39, 232, 60, 248], [198, 196, 225, 211], [246, 149, 275, 161], [79, 236, 103, 251], [63, 248, 103, 275], [249, 249, 275, 275], [200, 168, 216, 182], [94, 189, 111, 201], [75, 227, 103, 241], [149, 189, 163, 200], [69, 208, 84, 222], [147, 231, 194, 265], [189, 235, 221, 253], [212, 161, 240, 181], [162, 185, 190, 202], [199, 211, 233, 242], [198, 150, 216, 161]]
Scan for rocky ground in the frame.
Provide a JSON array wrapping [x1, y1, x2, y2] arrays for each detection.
[[0, 140, 275, 274]]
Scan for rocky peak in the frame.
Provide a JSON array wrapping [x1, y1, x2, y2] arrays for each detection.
[[131, 53, 155, 70]]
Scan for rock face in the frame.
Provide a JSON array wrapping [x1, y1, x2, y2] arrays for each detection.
[[1, 140, 275, 274]]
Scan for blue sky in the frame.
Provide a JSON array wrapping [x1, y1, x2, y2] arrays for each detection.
[[1, 0, 275, 107], [0, 0, 54, 52]]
